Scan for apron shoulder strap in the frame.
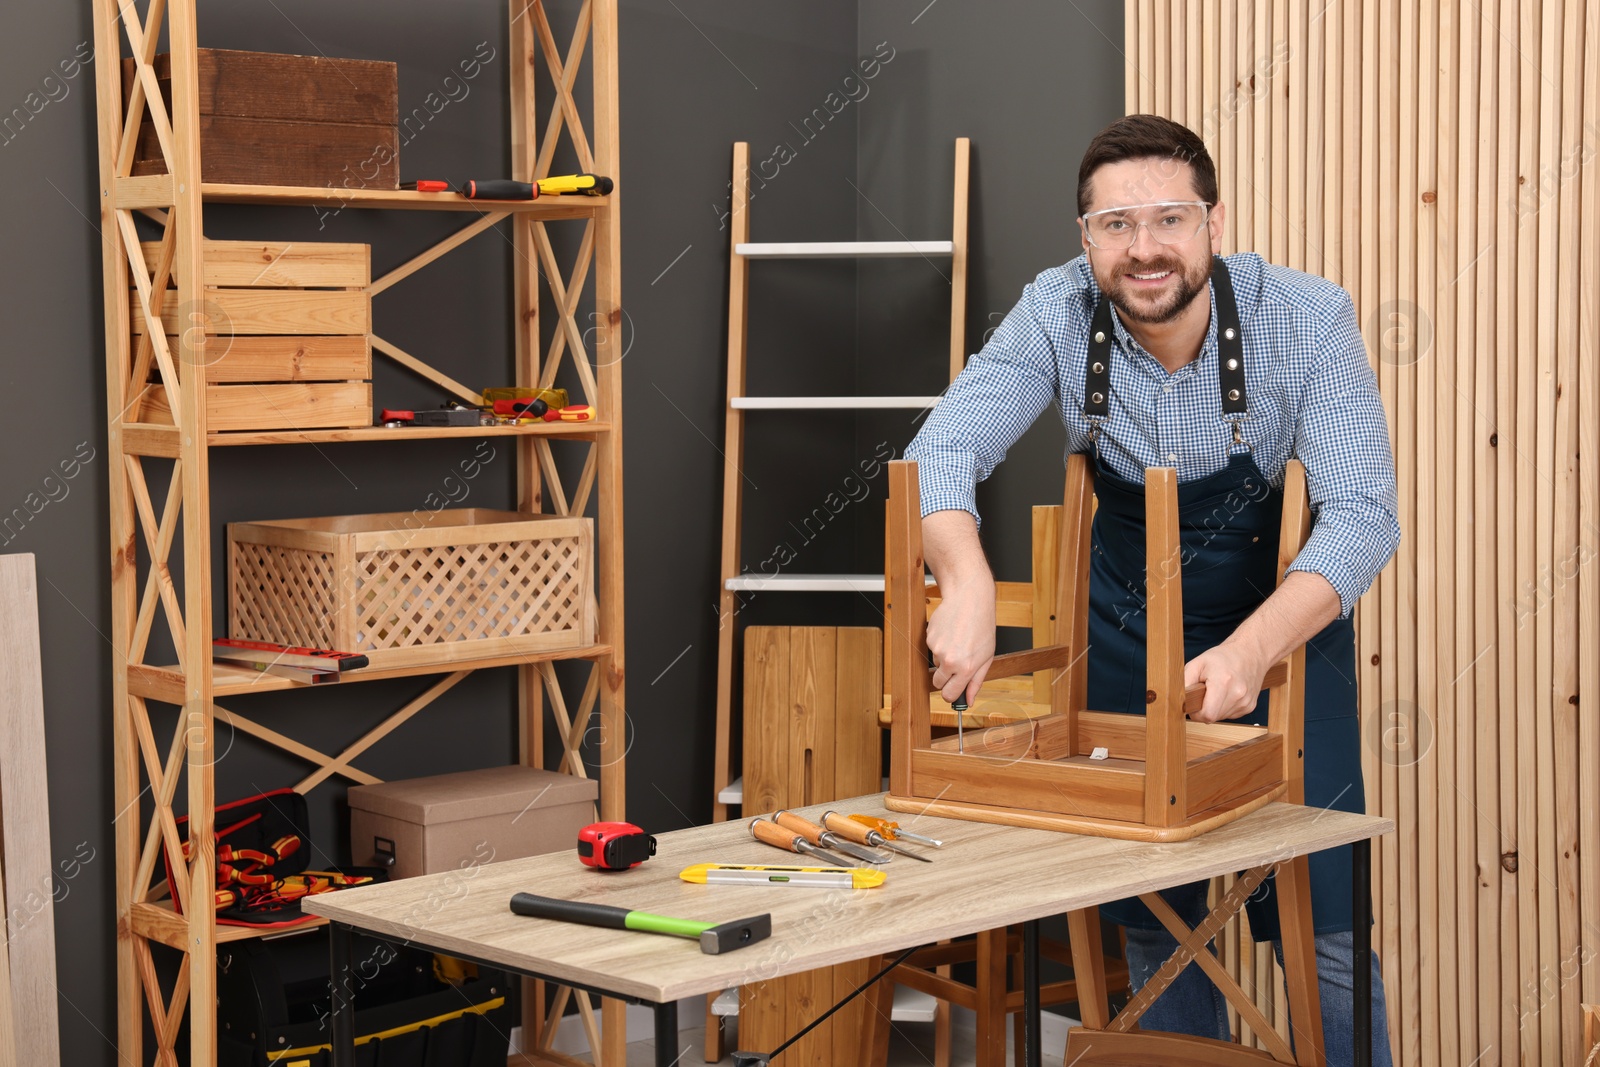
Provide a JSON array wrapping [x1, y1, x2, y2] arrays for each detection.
[[1082, 255, 1249, 421], [1211, 255, 1247, 416]]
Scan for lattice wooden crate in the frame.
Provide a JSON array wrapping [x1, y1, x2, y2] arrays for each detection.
[[131, 239, 372, 432], [227, 509, 594, 670]]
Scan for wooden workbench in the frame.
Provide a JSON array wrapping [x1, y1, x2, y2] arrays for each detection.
[[305, 795, 1391, 1066]]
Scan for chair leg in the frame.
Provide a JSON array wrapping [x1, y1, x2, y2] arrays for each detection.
[[1276, 855, 1325, 1066], [1066, 908, 1111, 1030], [975, 927, 1009, 1067], [703, 992, 724, 1062], [862, 964, 895, 1067], [1011, 931, 1026, 1067], [934, 973, 952, 1067]]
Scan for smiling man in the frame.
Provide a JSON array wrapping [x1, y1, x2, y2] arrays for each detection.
[[905, 114, 1399, 1064]]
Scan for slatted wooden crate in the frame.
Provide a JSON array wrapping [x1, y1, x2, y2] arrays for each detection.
[[227, 509, 594, 670], [121, 48, 399, 188], [132, 240, 372, 431]]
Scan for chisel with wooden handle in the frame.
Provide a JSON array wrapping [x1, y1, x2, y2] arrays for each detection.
[[749, 817, 867, 867], [773, 810, 890, 865], [821, 810, 932, 862]]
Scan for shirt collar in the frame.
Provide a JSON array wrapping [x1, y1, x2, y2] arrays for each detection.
[[1099, 272, 1221, 379]]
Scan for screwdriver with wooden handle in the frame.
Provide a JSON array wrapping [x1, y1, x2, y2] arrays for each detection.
[[772, 810, 890, 865], [821, 811, 932, 862], [749, 817, 868, 868], [847, 814, 944, 848]]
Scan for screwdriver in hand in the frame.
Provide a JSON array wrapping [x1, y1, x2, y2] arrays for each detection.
[[773, 810, 890, 865], [847, 814, 944, 849], [749, 818, 868, 868], [821, 811, 932, 862]]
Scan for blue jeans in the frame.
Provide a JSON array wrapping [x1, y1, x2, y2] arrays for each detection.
[[1120, 895, 1393, 1067]]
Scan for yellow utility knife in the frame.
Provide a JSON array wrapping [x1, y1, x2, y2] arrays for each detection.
[[679, 863, 886, 889]]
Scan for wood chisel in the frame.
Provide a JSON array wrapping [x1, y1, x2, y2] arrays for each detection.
[[508, 892, 769, 955], [773, 810, 890, 865], [679, 863, 886, 889], [848, 814, 944, 848], [821, 810, 932, 862], [749, 817, 867, 867]]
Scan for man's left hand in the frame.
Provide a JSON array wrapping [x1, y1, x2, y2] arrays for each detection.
[[1183, 642, 1269, 723]]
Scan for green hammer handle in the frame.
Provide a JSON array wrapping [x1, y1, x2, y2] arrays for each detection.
[[509, 893, 710, 939]]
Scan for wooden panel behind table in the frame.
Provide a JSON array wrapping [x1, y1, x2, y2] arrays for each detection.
[[741, 626, 882, 1066], [1130, 2, 1600, 1060]]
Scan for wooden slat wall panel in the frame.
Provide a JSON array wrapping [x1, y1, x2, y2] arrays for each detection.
[[1126, 4, 1600, 1063]]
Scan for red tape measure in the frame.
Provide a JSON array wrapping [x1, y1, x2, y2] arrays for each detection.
[[577, 821, 656, 871]]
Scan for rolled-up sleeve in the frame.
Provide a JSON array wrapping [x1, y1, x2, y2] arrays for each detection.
[[1285, 292, 1401, 615], [906, 285, 1060, 523]]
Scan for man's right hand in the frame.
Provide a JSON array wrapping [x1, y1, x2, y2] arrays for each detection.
[[919, 510, 997, 708]]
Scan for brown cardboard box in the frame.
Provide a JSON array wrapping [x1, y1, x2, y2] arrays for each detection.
[[348, 766, 597, 880]]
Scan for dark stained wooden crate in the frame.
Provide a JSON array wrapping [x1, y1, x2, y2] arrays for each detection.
[[122, 48, 398, 188]]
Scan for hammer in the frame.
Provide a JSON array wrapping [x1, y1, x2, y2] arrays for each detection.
[[508, 893, 770, 954]]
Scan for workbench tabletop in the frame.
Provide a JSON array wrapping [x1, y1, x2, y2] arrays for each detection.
[[303, 796, 1390, 1004]]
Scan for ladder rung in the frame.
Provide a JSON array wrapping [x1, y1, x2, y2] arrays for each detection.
[[730, 396, 941, 410], [716, 776, 743, 806], [735, 241, 954, 259], [727, 573, 885, 592], [724, 573, 935, 592]]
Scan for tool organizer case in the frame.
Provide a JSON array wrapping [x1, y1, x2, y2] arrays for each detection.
[[217, 934, 511, 1067], [165, 788, 385, 928]]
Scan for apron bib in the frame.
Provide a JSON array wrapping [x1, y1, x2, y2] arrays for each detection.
[[1081, 257, 1365, 940]]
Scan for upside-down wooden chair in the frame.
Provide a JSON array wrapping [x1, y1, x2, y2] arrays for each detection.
[[884, 454, 1328, 1065], [876, 503, 1130, 1067]]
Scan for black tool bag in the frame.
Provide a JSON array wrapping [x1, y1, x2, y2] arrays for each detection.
[[217, 934, 512, 1067]]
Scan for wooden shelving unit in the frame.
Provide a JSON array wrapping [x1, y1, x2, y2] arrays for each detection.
[[89, 2, 627, 1064]]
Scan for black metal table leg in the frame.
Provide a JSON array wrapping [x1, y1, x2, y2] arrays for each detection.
[[654, 997, 680, 1067], [1354, 838, 1372, 1067], [329, 922, 356, 1067], [1023, 918, 1042, 1067]]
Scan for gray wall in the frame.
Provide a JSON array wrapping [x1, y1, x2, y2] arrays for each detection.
[[0, 1, 1120, 1061], [853, 0, 1125, 593]]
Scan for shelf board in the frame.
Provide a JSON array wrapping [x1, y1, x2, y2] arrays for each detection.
[[199, 182, 605, 216], [716, 775, 743, 806], [735, 240, 954, 259], [206, 421, 610, 447], [130, 643, 614, 701], [130, 899, 328, 949], [730, 397, 940, 410]]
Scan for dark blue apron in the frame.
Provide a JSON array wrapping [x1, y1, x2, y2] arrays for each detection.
[[1082, 258, 1365, 941]]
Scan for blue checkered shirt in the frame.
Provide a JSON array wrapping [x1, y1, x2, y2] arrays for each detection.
[[906, 251, 1400, 617]]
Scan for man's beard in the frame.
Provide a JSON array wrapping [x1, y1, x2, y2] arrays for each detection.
[[1098, 251, 1213, 325]]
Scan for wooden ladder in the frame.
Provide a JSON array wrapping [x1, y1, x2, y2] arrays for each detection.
[[709, 137, 971, 823]]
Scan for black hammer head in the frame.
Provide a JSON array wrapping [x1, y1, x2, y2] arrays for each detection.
[[697, 913, 772, 954], [730, 1054, 770, 1066]]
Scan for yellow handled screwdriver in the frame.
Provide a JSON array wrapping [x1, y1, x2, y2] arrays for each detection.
[[821, 811, 932, 862], [847, 814, 944, 849]]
